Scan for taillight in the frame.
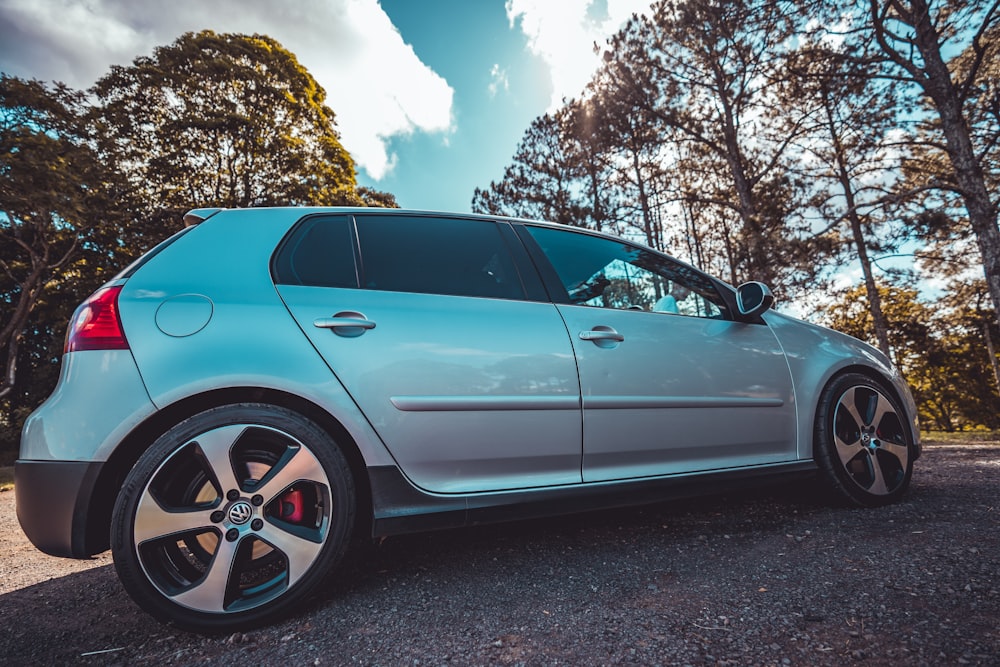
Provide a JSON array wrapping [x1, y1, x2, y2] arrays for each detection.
[[65, 286, 129, 353]]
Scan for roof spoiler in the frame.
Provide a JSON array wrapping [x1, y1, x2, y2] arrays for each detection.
[[183, 208, 223, 227]]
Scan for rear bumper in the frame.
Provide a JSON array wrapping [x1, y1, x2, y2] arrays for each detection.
[[15, 460, 107, 558]]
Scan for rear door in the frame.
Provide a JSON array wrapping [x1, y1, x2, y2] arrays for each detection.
[[275, 213, 582, 494], [521, 224, 798, 482]]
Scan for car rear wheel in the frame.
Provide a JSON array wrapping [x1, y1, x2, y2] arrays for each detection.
[[814, 373, 914, 507], [111, 404, 356, 632]]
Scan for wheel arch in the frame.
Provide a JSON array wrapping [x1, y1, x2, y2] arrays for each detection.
[[83, 386, 373, 556]]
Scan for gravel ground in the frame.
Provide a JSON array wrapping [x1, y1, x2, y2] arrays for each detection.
[[1, 439, 998, 666]]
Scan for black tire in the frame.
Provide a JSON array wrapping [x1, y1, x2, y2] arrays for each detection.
[[814, 373, 914, 507], [111, 403, 356, 632]]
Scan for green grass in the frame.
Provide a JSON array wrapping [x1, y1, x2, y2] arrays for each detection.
[[922, 430, 1000, 444], [0, 466, 13, 492]]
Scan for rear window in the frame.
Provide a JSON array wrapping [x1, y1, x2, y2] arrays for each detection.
[[271, 215, 358, 288]]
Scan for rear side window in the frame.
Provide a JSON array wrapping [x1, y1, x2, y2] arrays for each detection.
[[272, 215, 358, 288], [356, 215, 526, 300]]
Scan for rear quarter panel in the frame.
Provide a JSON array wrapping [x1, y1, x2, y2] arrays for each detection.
[[117, 208, 397, 469]]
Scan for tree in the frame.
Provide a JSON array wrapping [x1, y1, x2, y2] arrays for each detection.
[[957, 22, 1000, 199], [823, 280, 1000, 431], [0, 76, 111, 403], [92, 30, 362, 234], [356, 186, 399, 209], [559, 98, 621, 234], [785, 34, 910, 358], [869, 0, 1000, 331], [941, 279, 1000, 427], [583, 68, 673, 251], [598, 0, 817, 292], [472, 111, 590, 226]]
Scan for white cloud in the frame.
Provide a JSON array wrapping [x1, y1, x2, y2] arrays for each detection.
[[0, 0, 453, 180], [488, 63, 509, 97], [505, 0, 651, 110]]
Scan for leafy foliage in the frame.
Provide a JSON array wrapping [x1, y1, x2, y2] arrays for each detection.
[[92, 30, 363, 231], [1, 76, 114, 401], [822, 280, 1000, 431]]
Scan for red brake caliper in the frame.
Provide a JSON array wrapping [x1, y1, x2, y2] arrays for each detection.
[[278, 489, 305, 523]]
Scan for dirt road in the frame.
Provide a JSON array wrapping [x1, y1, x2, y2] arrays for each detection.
[[2, 440, 998, 665]]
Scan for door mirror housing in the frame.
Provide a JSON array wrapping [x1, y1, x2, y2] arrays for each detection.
[[736, 282, 775, 319]]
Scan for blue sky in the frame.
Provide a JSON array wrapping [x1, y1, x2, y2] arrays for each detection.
[[364, 0, 553, 211], [0, 0, 651, 212]]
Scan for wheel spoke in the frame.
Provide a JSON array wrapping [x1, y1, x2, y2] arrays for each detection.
[[880, 440, 909, 467], [256, 445, 327, 503], [834, 433, 864, 466], [193, 424, 247, 495], [171, 534, 241, 613], [134, 489, 217, 544], [257, 522, 324, 585], [870, 392, 895, 432], [868, 455, 890, 495], [838, 387, 867, 429]]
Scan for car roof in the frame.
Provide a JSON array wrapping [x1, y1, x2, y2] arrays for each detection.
[[182, 206, 735, 291]]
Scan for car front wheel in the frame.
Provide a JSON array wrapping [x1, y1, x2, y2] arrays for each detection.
[[111, 404, 356, 632], [814, 373, 914, 507]]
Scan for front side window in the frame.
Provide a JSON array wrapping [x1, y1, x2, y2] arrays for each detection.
[[357, 215, 526, 300], [527, 225, 726, 319]]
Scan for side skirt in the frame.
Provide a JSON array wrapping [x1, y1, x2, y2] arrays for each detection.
[[369, 461, 818, 538]]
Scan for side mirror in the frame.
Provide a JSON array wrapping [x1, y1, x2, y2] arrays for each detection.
[[736, 282, 775, 319]]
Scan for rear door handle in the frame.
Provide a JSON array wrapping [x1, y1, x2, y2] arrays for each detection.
[[313, 311, 376, 337], [579, 326, 624, 344]]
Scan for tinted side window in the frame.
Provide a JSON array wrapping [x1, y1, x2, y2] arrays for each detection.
[[357, 215, 525, 300], [527, 225, 727, 319], [272, 215, 358, 288]]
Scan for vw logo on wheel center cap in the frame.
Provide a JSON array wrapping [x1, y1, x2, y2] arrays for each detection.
[[228, 500, 254, 525]]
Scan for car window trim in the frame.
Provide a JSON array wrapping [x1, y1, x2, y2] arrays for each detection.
[[512, 223, 573, 304], [495, 221, 549, 303]]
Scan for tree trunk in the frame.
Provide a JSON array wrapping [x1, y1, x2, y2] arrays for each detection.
[[984, 321, 1000, 398], [0, 259, 47, 401], [820, 85, 894, 357], [715, 70, 770, 287], [874, 0, 1000, 332]]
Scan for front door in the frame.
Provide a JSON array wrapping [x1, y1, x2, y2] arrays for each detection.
[[524, 225, 797, 482]]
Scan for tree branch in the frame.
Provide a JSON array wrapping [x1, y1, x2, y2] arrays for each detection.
[[956, 0, 1000, 101]]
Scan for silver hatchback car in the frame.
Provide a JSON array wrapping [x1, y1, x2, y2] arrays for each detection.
[[17, 207, 920, 631]]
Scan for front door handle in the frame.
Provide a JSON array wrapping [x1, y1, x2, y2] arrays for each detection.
[[314, 311, 376, 337], [579, 326, 624, 346]]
